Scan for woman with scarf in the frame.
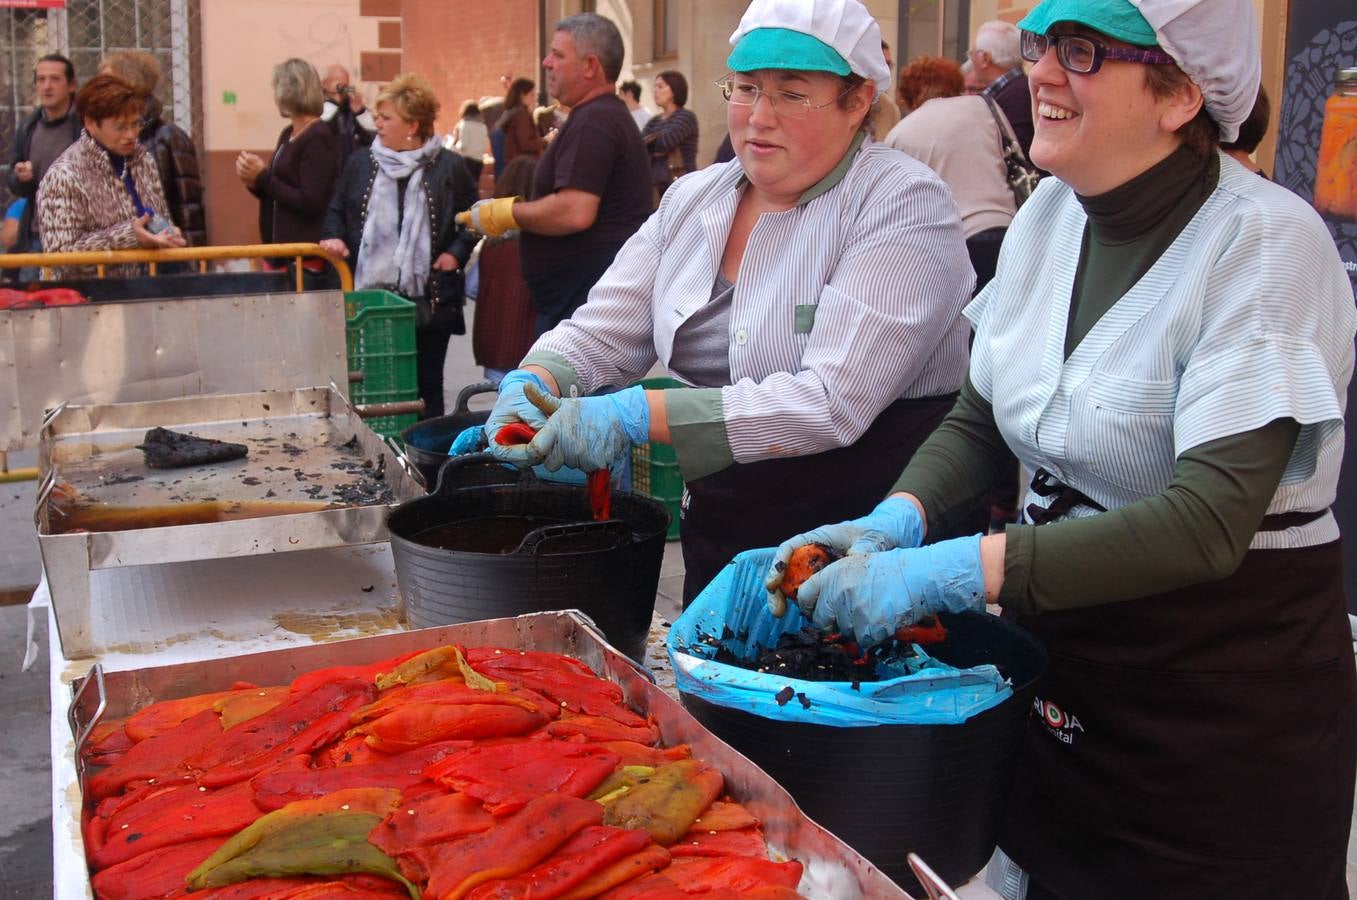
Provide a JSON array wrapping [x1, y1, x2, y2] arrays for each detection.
[[321, 73, 479, 419]]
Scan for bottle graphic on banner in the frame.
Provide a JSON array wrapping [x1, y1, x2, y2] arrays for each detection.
[[1314, 67, 1357, 221]]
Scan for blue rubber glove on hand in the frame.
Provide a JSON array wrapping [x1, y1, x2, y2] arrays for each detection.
[[491, 383, 649, 473], [449, 425, 486, 456], [765, 496, 925, 617], [795, 534, 987, 646], [483, 369, 552, 446]]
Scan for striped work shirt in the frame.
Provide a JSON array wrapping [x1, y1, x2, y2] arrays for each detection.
[[968, 154, 1357, 549], [526, 140, 974, 481]]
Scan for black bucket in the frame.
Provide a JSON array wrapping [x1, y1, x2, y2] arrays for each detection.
[[387, 454, 670, 661], [680, 611, 1047, 894], [400, 381, 499, 490]]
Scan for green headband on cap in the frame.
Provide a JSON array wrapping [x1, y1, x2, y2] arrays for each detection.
[[727, 27, 852, 76], [1018, 0, 1158, 46]]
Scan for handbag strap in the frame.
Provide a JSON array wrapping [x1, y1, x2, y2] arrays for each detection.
[[980, 94, 1032, 169]]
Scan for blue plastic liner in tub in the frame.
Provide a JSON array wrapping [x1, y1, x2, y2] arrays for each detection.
[[666, 547, 1047, 893]]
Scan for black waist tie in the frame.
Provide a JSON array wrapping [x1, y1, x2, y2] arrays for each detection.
[[1001, 486, 1355, 898], [679, 394, 962, 607]]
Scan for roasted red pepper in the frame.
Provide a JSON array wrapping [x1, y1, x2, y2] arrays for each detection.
[[88, 709, 223, 800], [368, 789, 496, 864], [685, 799, 759, 834], [465, 649, 645, 726], [124, 686, 261, 742], [90, 835, 227, 900], [464, 825, 652, 900], [355, 702, 549, 753], [601, 759, 725, 846], [352, 680, 554, 726], [556, 844, 672, 900], [544, 714, 659, 745], [191, 875, 410, 899], [601, 856, 804, 898], [895, 615, 948, 645], [289, 650, 424, 695], [494, 423, 612, 521], [668, 827, 769, 859], [250, 740, 469, 810], [186, 678, 377, 787], [424, 741, 620, 815], [595, 741, 692, 768], [421, 793, 604, 900], [90, 757, 307, 870], [214, 686, 291, 730]]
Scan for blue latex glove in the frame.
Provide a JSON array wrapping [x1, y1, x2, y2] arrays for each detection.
[[491, 383, 649, 473], [765, 496, 925, 617], [483, 369, 552, 445], [449, 424, 486, 456], [796, 534, 987, 646]]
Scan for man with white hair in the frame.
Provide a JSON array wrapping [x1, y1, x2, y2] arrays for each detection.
[[969, 20, 1033, 155], [320, 64, 376, 168]]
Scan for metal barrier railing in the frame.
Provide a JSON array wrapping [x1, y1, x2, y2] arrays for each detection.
[[0, 243, 352, 292]]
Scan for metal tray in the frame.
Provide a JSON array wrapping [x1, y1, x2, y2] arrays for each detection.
[[36, 386, 423, 659], [67, 610, 915, 899]]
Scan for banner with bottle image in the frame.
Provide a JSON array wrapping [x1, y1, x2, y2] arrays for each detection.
[[1274, 14, 1356, 288]]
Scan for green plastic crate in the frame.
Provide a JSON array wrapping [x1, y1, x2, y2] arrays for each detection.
[[630, 376, 684, 540], [345, 289, 419, 438]]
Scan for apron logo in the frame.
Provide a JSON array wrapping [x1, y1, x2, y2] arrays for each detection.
[[1034, 697, 1084, 745]]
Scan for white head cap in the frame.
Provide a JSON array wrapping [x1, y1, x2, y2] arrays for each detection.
[[728, 0, 891, 99], [1126, 0, 1261, 143]]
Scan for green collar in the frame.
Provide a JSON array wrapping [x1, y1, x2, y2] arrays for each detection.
[[737, 130, 866, 206]]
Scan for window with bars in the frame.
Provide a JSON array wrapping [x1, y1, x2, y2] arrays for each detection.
[[1, 0, 200, 205]]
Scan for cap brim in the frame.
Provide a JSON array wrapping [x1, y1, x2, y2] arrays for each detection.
[[727, 27, 852, 77], [1018, 0, 1159, 46]]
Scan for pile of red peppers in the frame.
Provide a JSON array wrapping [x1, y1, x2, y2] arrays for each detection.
[[81, 645, 805, 899]]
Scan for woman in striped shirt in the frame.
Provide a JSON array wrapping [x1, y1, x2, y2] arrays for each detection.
[[483, 0, 976, 604], [769, 0, 1357, 896]]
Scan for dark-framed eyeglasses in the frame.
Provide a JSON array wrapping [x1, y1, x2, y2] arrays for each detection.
[[1020, 29, 1174, 75], [715, 74, 855, 120]]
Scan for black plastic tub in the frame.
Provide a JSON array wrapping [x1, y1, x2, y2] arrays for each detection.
[[387, 455, 670, 661], [680, 610, 1047, 894], [400, 382, 498, 490]]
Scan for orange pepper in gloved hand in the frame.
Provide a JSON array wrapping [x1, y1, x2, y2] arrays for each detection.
[[494, 420, 613, 521]]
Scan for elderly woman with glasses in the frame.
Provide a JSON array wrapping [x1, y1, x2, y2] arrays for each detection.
[[479, 0, 975, 605], [771, 0, 1357, 895]]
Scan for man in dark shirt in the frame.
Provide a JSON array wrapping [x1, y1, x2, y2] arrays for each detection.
[[970, 20, 1034, 159], [320, 64, 376, 169], [460, 13, 651, 335], [7, 54, 81, 255]]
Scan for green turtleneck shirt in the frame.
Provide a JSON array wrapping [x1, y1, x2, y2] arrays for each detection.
[[894, 147, 1300, 615]]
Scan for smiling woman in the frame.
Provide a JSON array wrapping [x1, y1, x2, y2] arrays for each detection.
[[768, 0, 1357, 896], [481, 0, 979, 607]]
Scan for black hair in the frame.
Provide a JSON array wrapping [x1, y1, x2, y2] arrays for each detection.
[[618, 80, 641, 102], [36, 54, 75, 83]]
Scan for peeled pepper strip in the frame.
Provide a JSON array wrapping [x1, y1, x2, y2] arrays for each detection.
[[214, 686, 290, 730], [668, 827, 769, 859], [191, 874, 409, 898], [83, 720, 135, 768], [466, 650, 647, 727], [251, 739, 470, 810], [90, 757, 306, 870], [356, 702, 549, 753], [374, 645, 466, 690], [186, 788, 408, 891], [596, 741, 691, 768], [368, 790, 495, 861], [289, 649, 424, 694], [187, 677, 378, 787], [352, 681, 552, 725], [125, 686, 261, 742], [587, 765, 655, 803], [90, 835, 228, 900], [88, 708, 223, 800], [185, 809, 415, 896], [422, 792, 604, 900], [686, 800, 759, 834], [544, 714, 659, 745], [463, 825, 653, 900], [601, 759, 725, 846], [555, 845, 672, 900], [600, 857, 803, 899], [424, 741, 621, 815]]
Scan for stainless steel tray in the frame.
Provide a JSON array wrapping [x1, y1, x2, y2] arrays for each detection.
[[68, 610, 915, 899], [37, 386, 423, 659]]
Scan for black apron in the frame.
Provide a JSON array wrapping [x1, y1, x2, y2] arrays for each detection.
[[680, 395, 961, 606], [1000, 535, 1357, 899]]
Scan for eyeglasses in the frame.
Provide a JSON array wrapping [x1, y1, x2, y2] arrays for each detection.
[[1020, 30, 1174, 75], [716, 75, 854, 120]]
